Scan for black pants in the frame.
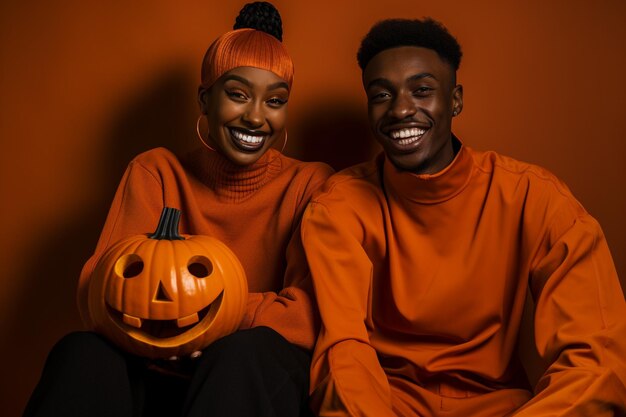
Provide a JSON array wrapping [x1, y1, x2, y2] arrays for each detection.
[[23, 327, 313, 417]]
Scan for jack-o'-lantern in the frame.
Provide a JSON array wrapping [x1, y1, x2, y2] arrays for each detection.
[[87, 207, 248, 359]]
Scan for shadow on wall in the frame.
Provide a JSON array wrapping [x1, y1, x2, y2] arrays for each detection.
[[289, 100, 380, 172], [4, 70, 375, 417], [3, 67, 198, 417]]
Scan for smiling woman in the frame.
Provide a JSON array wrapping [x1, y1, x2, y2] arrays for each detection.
[[199, 67, 290, 164], [22, 2, 333, 417]]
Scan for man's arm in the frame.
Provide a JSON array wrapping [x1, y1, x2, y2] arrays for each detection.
[[302, 200, 395, 417], [515, 214, 626, 416]]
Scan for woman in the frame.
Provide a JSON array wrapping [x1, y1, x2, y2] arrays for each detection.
[[24, 3, 332, 416]]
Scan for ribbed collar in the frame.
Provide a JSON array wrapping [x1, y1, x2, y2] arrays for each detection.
[[191, 148, 283, 202], [383, 137, 474, 204]]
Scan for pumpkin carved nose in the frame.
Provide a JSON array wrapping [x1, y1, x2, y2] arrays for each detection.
[[154, 281, 173, 302]]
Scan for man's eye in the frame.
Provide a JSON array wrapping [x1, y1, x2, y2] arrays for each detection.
[[369, 92, 391, 102], [414, 87, 432, 95]]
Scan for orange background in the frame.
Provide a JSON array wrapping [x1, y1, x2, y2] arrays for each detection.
[[1, 1, 625, 415]]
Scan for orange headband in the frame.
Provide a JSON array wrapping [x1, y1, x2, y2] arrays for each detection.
[[201, 28, 294, 89]]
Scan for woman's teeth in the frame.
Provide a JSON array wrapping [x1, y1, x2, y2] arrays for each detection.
[[390, 128, 426, 145], [231, 129, 265, 144]]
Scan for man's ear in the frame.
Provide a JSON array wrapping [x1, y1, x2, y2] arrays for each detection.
[[198, 86, 210, 115], [452, 84, 463, 116]]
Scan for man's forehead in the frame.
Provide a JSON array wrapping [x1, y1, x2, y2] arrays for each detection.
[[363, 46, 452, 83]]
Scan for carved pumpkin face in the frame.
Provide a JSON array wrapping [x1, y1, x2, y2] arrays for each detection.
[[87, 207, 247, 359]]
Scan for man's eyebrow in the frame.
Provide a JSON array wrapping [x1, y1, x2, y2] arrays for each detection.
[[408, 72, 437, 82], [366, 78, 392, 90], [366, 72, 437, 90], [223, 76, 288, 92]]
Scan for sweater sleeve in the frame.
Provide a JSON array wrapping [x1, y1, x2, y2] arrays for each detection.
[[238, 222, 319, 350], [239, 163, 335, 351], [77, 160, 164, 328], [514, 214, 626, 416], [302, 200, 395, 417]]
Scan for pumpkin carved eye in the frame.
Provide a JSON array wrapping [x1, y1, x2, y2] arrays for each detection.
[[187, 255, 212, 278], [115, 254, 144, 279]]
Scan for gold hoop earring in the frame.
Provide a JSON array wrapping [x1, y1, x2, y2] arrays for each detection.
[[196, 115, 216, 152], [279, 131, 288, 153]]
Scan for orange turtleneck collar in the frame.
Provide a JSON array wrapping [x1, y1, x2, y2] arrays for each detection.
[[186, 148, 283, 202], [383, 138, 473, 205]]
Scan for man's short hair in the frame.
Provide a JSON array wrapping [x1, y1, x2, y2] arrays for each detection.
[[357, 18, 462, 72]]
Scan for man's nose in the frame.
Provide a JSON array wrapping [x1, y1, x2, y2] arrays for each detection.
[[388, 94, 417, 119]]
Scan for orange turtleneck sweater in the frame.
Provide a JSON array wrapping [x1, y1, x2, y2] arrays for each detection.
[[78, 147, 333, 350], [302, 141, 626, 416]]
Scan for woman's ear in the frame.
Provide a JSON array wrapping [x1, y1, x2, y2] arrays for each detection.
[[198, 86, 210, 115]]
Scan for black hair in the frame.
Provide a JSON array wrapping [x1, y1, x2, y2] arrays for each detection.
[[357, 18, 462, 72], [234, 2, 283, 41]]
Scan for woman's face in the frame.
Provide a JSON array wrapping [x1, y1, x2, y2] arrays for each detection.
[[198, 66, 289, 166]]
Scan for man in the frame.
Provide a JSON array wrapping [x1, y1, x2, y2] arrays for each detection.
[[301, 18, 626, 416]]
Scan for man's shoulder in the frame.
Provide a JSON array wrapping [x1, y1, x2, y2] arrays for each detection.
[[311, 156, 384, 205], [471, 148, 554, 178], [468, 147, 585, 214], [471, 148, 572, 192]]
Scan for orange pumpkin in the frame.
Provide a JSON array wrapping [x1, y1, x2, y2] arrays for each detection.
[[87, 207, 248, 359]]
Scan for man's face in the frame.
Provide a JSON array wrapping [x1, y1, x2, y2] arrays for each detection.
[[363, 46, 463, 174]]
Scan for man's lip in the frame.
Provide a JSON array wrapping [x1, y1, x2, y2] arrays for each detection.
[[382, 123, 430, 134]]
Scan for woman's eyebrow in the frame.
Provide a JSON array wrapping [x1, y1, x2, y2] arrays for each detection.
[[223, 75, 288, 92], [267, 81, 289, 91], [223, 74, 251, 86]]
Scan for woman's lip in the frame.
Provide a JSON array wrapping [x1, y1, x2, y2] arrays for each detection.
[[229, 126, 269, 136], [228, 127, 267, 153]]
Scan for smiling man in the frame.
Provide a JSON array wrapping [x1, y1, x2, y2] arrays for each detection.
[[302, 18, 626, 416]]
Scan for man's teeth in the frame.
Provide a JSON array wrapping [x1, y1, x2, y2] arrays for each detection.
[[232, 130, 265, 144], [390, 128, 426, 145]]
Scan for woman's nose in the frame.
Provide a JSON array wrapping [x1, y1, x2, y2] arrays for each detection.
[[242, 103, 264, 128]]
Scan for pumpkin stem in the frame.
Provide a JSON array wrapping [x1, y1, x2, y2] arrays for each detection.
[[149, 207, 185, 240]]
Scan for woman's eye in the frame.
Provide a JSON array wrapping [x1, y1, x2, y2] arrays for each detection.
[[267, 97, 288, 107], [226, 91, 248, 101]]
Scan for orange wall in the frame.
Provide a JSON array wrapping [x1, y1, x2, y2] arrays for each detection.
[[1, 1, 625, 415]]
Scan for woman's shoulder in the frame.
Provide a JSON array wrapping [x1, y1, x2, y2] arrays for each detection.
[[131, 147, 179, 165], [128, 147, 187, 176], [276, 151, 335, 182]]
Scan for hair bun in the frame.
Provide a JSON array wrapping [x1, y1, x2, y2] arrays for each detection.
[[234, 2, 283, 41]]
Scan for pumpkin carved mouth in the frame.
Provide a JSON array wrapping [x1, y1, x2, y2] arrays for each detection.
[[105, 291, 224, 339]]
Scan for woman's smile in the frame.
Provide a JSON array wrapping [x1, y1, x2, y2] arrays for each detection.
[[228, 127, 270, 153], [199, 66, 290, 166]]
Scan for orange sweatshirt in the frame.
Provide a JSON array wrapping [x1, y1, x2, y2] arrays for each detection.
[[302, 141, 626, 416], [78, 147, 333, 350]]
